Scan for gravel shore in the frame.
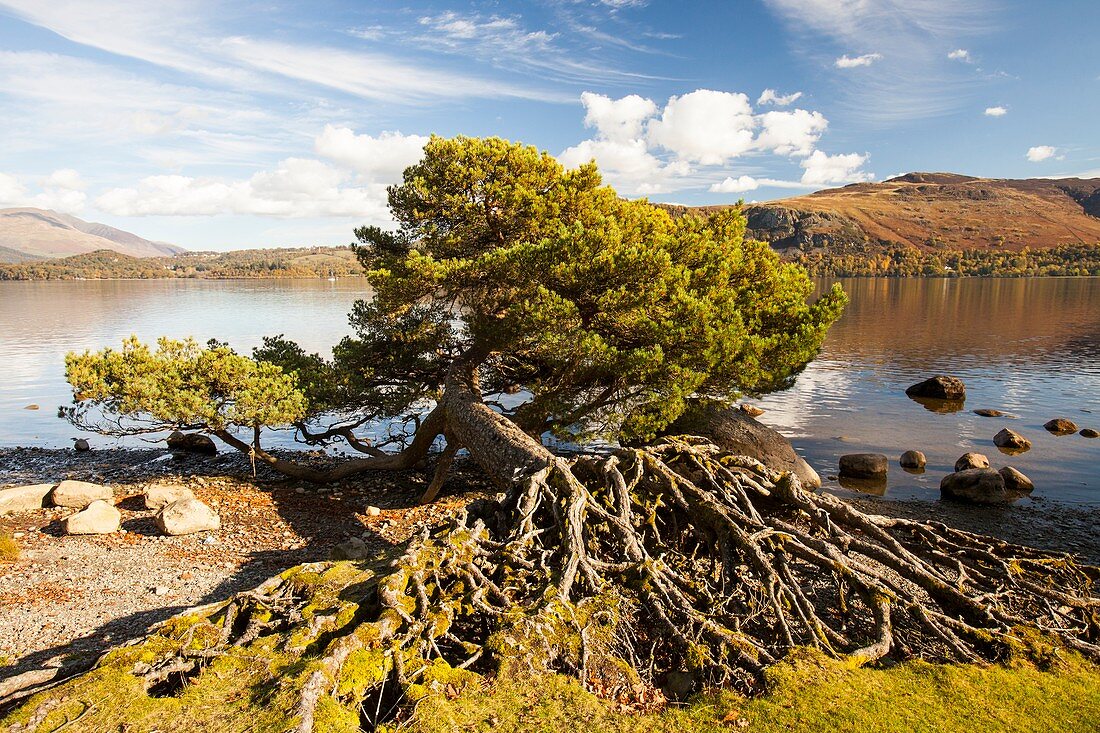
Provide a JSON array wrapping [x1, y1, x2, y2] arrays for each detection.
[[1, 445, 1097, 691]]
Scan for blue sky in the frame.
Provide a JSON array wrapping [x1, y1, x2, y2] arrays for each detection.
[[0, 0, 1096, 250]]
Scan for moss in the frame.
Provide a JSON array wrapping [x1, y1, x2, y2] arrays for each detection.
[[311, 696, 360, 732], [0, 530, 18, 562], [335, 648, 390, 698]]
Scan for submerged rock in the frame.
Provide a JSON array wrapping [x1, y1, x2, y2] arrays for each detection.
[[954, 452, 990, 472], [1044, 418, 1078, 436], [62, 500, 121, 535], [993, 428, 1031, 453], [1080, 428, 1099, 439], [973, 409, 1005, 418], [50, 479, 113, 508], [906, 376, 966, 401], [899, 450, 926, 470], [839, 453, 888, 480], [940, 469, 1009, 504], [156, 498, 220, 535]]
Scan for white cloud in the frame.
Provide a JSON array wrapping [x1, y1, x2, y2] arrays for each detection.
[[1026, 145, 1059, 162], [757, 89, 803, 106], [42, 169, 86, 190], [314, 126, 429, 180], [0, 170, 87, 213], [710, 175, 761, 193], [646, 90, 756, 165], [96, 158, 391, 219], [755, 109, 828, 156], [947, 48, 971, 62], [580, 91, 658, 142], [0, 173, 27, 205], [834, 53, 882, 68], [559, 138, 688, 195], [799, 150, 873, 185], [984, 106, 1008, 117]]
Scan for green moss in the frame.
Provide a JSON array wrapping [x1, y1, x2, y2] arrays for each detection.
[[311, 696, 360, 732]]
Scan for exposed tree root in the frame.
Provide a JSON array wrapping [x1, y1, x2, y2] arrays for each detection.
[[7, 438, 1098, 732]]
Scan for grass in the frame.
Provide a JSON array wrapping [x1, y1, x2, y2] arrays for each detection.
[[408, 650, 1100, 733], [0, 530, 18, 562]]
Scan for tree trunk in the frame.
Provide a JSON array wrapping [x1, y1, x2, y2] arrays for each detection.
[[5, 369, 1099, 732]]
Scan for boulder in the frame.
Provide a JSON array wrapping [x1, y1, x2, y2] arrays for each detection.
[[143, 484, 196, 511], [973, 409, 1005, 418], [166, 431, 218, 456], [1080, 428, 1099, 439], [50, 480, 113, 508], [999, 467, 1034, 494], [993, 428, 1031, 452], [662, 401, 821, 488], [155, 498, 220, 536], [330, 537, 371, 561], [738, 404, 765, 417], [73, 438, 90, 452], [62, 500, 121, 535], [0, 484, 54, 515], [839, 453, 888, 480], [940, 469, 1009, 504], [898, 450, 926, 470], [906, 376, 966, 401], [954, 452, 990, 472], [1044, 418, 1078, 436]]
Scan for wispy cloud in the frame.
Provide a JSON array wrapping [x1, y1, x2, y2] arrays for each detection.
[[834, 53, 882, 68], [1026, 145, 1060, 162], [947, 48, 972, 62], [757, 89, 803, 106], [984, 105, 1007, 117]]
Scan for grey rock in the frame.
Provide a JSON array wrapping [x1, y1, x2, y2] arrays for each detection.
[[899, 450, 926, 469], [143, 484, 196, 511], [999, 466, 1034, 494], [954, 452, 990, 472], [940, 469, 1009, 504], [330, 537, 371, 561], [50, 480, 113, 508], [62, 500, 121, 535], [0, 483, 54, 515], [73, 438, 90, 452], [663, 401, 821, 488], [166, 431, 218, 456], [839, 453, 888, 479], [993, 428, 1031, 452], [906, 376, 966, 401], [156, 498, 220, 536]]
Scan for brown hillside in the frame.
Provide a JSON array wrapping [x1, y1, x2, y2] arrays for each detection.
[[667, 174, 1100, 253], [0, 208, 184, 261]]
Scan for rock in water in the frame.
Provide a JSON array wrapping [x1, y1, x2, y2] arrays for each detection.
[[906, 376, 966, 401], [156, 498, 220, 536], [954, 452, 990, 472], [993, 428, 1031, 452], [663, 401, 821, 488], [738, 404, 765, 417], [143, 484, 196, 510], [898, 450, 926, 470], [50, 480, 113, 508], [0, 484, 54, 515], [1081, 428, 1100, 438], [940, 469, 1009, 504], [166, 431, 218, 456], [973, 409, 1005, 417], [73, 438, 90, 452], [839, 453, 888, 479], [999, 466, 1034, 494], [63, 500, 121, 534], [1044, 418, 1078, 435]]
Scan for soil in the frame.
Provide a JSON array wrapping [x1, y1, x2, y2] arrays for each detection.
[[1, 445, 1097, 690]]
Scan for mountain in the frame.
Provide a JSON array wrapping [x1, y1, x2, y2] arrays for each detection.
[[732, 174, 1100, 253], [0, 208, 185, 262]]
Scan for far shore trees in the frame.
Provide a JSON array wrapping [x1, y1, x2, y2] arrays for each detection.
[[23, 136, 1097, 732]]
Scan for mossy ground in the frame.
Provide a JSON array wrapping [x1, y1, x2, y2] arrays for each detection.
[[0, 532, 17, 563], [408, 650, 1100, 733]]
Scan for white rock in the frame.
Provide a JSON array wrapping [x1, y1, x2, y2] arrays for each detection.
[[365, 505, 382, 517], [156, 498, 220, 536], [0, 484, 54, 515], [62, 500, 121, 535], [50, 480, 113, 508], [143, 484, 195, 511], [153, 586, 169, 596]]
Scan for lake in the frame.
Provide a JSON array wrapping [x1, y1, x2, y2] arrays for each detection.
[[1, 277, 1098, 504]]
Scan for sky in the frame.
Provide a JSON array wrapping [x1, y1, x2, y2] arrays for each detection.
[[0, 0, 1097, 251]]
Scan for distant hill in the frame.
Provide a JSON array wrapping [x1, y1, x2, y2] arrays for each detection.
[[0, 208, 185, 262], [741, 173, 1100, 252]]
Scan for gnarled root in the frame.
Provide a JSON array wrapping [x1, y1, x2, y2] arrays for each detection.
[[7, 437, 1099, 732]]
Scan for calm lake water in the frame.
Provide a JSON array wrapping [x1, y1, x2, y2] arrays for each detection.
[[1, 277, 1098, 504]]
